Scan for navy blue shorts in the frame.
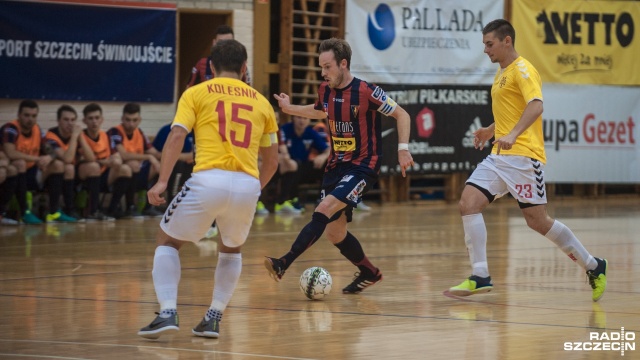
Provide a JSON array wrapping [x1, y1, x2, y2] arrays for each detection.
[[320, 164, 377, 222]]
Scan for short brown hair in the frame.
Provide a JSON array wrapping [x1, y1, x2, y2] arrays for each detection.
[[318, 38, 352, 69], [483, 19, 516, 47]]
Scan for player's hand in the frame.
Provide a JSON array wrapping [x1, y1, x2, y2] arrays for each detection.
[[398, 150, 414, 177], [148, 155, 161, 173], [148, 181, 167, 206], [72, 124, 83, 137], [312, 157, 325, 169], [37, 154, 53, 170], [273, 93, 291, 109], [493, 133, 516, 155], [473, 127, 494, 150]]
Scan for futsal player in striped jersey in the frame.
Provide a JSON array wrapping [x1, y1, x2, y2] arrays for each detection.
[[265, 38, 414, 294]]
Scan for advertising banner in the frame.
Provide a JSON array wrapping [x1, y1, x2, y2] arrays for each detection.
[[379, 84, 492, 175], [346, 0, 503, 85], [0, 0, 176, 102], [512, 0, 640, 85], [542, 84, 639, 183]]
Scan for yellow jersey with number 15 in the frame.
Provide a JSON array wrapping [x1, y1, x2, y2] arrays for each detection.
[[491, 56, 546, 164], [172, 77, 278, 178]]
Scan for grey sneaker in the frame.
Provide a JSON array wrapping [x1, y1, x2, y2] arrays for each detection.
[[138, 312, 179, 339], [192, 317, 220, 338]]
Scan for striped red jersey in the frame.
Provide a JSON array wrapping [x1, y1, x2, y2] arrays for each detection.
[[313, 77, 397, 172]]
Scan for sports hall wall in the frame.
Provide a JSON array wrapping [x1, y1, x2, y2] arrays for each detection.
[[1, 0, 638, 189], [347, 0, 640, 186], [0, 0, 254, 138]]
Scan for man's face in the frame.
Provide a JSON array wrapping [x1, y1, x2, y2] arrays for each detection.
[[319, 50, 346, 89], [293, 116, 310, 132], [483, 31, 508, 64], [213, 33, 234, 45], [58, 110, 77, 136], [83, 110, 103, 133], [121, 112, 141, 134], [17, 106, 38, 132]]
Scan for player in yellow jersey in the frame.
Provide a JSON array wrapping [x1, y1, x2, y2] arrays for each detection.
[[138, 39, 279, 340], [448, 19, 608, 302]]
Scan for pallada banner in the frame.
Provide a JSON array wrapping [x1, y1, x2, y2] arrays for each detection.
[[346, 0, 503, 85], [512, 0, 640, 85]]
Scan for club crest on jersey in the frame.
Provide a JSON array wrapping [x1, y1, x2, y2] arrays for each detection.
[[323, 102, 329, 115], [351, 105, 359, 118]]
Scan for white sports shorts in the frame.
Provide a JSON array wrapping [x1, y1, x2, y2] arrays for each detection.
[[466, 154, 547, 206], [160, 169, 261, 247]]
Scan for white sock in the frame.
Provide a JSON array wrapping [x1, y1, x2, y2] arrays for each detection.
[[211, 252, 242, 312], [152, 246, 181, 310], [545, 220, 597, 270], [463, 214, 490, 278]]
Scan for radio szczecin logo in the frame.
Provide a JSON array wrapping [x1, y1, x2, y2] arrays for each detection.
[[564, 327, 635, 356]]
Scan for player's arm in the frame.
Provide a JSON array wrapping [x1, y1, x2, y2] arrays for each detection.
[[147, 126, 188, 206], [177, 151, 194, 164], [145, 146, 162, 160], [77, 133, 96, 162], [258, 132, 279, 189], [493, 100, 543, 154], [2, 142, 41, 163], [116, 144, 153, 162], [388, 105, 414, 177], [58, 124, 83, 164], [273, 93, 326, 119]]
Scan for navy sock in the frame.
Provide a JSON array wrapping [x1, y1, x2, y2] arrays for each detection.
[[62, 179, 75, 213], [281, 212, 330, 268], [46, 174, 64, 213], [109, 177, 129, 212], [335, 232, 378, 277], [85, 176, 100, 214], [0, 175, 17, 213], [16, 172, 27, 214]]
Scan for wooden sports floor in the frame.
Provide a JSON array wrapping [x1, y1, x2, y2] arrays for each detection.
[[0, 196, 638, 359]]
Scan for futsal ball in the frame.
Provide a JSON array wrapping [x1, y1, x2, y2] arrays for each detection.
[[299, 267, 332, 300]]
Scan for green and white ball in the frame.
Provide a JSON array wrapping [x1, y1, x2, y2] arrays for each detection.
[[299, 267, 332, 300]]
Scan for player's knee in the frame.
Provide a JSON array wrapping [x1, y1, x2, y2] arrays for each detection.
[[458, 197, 475, 215], [64, 164, 75, 179], [13, 159, 27, 172], [49, 159, 65, 173], [118, 164, 133, 177], [7, 164, 17, 176], [221, 236, 245, 249]]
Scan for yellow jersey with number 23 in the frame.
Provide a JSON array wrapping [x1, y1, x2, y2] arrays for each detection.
[[491, 56, 546, 164]]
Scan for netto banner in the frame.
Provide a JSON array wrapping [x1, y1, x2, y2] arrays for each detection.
[[379, 84, 492, 175], [512, 0, 640, 85]]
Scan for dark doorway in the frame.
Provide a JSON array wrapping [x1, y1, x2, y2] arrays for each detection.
[[178, 11, 231, 94]]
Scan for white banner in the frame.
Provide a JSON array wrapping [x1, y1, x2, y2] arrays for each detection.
[[543, 84, 640, 183], [345, 0, 503, 85]]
